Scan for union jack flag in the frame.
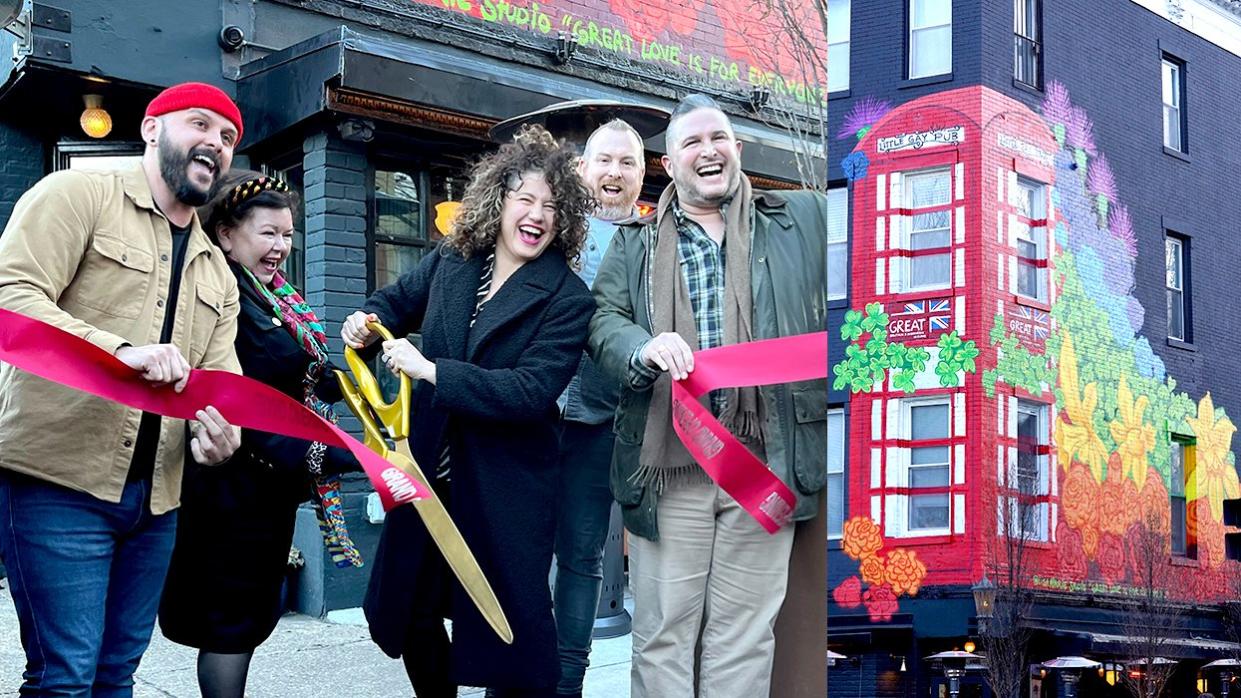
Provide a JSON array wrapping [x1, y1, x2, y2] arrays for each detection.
[[1017, 305, 1050, 340]]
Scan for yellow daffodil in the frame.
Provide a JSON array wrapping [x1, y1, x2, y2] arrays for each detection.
[[1055, 334, 1109, 482], [1108, 374, 1155, 489], [1186, 393, 1239, 522]]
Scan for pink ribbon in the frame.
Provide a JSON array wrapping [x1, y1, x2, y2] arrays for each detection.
[[0, 308, 429, 508], [671, 332, 828, 533]]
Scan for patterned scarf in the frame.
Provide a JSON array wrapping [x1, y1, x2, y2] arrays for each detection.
[[242, 267, 363, 568], [637, 176, 764, 490]]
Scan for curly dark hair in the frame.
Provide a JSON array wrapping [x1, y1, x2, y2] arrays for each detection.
[[446, 125, 592, 265], [199, 168, 300, 244]]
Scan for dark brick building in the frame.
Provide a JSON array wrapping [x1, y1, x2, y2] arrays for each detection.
[[829, 0, 1241, 696]]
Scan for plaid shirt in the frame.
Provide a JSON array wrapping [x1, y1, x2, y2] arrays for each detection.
[[630, 199, 729, 414]]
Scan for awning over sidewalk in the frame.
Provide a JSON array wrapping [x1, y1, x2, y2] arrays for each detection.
[[1079, 631, 1241, 659], [236, 26, 810, 182]]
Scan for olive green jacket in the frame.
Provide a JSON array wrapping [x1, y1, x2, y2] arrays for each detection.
[[587, 189, 828, 541]]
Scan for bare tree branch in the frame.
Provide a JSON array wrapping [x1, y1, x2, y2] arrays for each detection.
[[1119, 511, 1186, 698]]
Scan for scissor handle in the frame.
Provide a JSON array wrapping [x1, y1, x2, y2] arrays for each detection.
[[339, 321, 411, 442]]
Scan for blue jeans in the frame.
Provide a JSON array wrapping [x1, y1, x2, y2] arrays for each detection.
[[0, 470, 177, 697], [553, 420, 616, 695]]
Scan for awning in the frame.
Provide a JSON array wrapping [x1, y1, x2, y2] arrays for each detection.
[[1080, 632, 1241, 659], [236, 26, 811, 182]]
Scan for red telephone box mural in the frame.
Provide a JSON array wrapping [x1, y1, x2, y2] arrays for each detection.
[[832, 85, 1241, 621]]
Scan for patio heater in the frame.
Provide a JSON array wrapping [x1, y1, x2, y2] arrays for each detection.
[[1041, 656, 1100, 698], [1204, 658, 1241, 697], [926, 650, 981, 697]]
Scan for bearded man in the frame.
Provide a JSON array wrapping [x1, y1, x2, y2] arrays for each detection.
[[588, 94, 827, 697], [0, 82, 244, 696], [547, 119, 647, 698]]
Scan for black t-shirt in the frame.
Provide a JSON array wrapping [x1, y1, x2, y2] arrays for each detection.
[[126, 221, 192, 483]]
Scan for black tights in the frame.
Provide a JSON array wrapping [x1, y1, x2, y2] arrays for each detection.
[[197, 650, 254, 698], [402, 620, 455, 698]]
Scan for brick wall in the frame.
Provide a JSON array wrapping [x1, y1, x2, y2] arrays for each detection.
[[0, 122, 45, 233], [399, 0, 826, 103]]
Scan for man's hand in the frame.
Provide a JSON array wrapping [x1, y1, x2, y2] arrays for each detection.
[[640, 332, 694, 381], [189, 406, 241, 466], [342, 311, 381, 349], [382, 338, 436, 384], [115, 344, 192, 393]]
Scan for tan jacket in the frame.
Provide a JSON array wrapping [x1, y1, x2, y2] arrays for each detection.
[[0, 164, 240, 514]]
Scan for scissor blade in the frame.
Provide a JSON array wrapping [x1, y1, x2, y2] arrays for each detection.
[[388, 443, 514, 645]]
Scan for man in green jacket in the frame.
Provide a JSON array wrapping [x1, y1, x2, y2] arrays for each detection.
[[588, 94, 827, 697]]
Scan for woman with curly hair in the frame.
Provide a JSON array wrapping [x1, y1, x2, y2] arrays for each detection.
[[343, 126, 596, 697]]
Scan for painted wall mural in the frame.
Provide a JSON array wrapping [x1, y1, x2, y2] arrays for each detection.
[[831, 83, 1241, 622], [407, 0, 826, 103]]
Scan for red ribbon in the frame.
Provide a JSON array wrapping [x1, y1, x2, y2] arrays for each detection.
[[0, 309, 429, 509], [671, 332, 828, 533]]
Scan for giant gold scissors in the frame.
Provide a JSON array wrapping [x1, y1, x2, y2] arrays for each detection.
[[336, 321, 513, 644]]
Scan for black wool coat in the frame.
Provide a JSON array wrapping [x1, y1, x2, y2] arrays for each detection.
[[160, 263, 356, 653], [361, 245, 595, 690]]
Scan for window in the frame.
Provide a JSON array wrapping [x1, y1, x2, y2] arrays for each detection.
[[1166, 235, 1188, 341], [909, 0, 952, 79], [1013, 401, 1049, 540], [827, 186, 848, 301], [1013, 0, 1042, 88], [905, 169, 952, 290], [1014, 178, 1048, 301], [828, 0, 851, 93], [54, 141, 142, 173], [828, 408, 845, 538], [1170, 438, 1196, 557], [907, 400, 951, 532], [1162, 56, 1186, 152], [374, 168, 434, 289]]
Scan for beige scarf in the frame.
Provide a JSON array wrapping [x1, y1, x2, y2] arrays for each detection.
[[635, 174, 764, 490]]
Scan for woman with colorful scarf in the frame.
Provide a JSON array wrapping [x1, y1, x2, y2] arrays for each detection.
[[159, 170, 361, 698]]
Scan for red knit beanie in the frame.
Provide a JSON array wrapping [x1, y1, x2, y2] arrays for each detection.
[[145, 82, 244, 145]]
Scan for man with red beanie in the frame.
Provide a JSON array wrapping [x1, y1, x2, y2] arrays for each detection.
[[0, 81, 245, 696]]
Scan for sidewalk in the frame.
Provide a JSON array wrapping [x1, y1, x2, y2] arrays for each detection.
[[0, 586, 632, 697]]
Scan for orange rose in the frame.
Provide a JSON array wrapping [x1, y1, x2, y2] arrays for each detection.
[[860, 554, 887, 586], [885, 549, 928, 597], [1193, 500, 1226, 568], [1100, 455, 1140, 536], [1062, 463, 1100, 532], [843, 516, 884, 561], [1138, 469, 1171, 536], [1080, 524, 1099, 558]]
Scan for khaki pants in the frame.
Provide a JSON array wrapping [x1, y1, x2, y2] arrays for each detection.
[[629, 481, 796, 698]]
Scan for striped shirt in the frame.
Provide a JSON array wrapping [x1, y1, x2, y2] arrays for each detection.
[[437, 252, 496, 481]]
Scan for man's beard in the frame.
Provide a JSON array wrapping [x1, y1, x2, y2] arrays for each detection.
[[594, 180, 638, 222], [158, 133, 217, 207], [680, 166, 741, 207], [596, 202, 636, 221]]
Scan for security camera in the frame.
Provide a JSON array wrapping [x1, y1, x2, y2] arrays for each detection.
[[218, 25, 245, 52]]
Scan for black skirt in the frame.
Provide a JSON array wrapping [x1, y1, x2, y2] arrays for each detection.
[[159, 458, 306, 653]]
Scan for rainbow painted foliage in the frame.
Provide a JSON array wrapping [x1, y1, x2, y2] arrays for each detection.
[[987, 81, 1240, 598]]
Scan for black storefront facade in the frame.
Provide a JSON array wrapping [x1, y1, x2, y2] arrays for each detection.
[[0, 0, 813, 615]]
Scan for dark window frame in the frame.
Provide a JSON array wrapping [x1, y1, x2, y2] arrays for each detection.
[[1161, 53, 1188, 154], [1013, 0, 1043, 89], [1169, 435, 1196, 559], [1165, 232, 1191, 343]]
